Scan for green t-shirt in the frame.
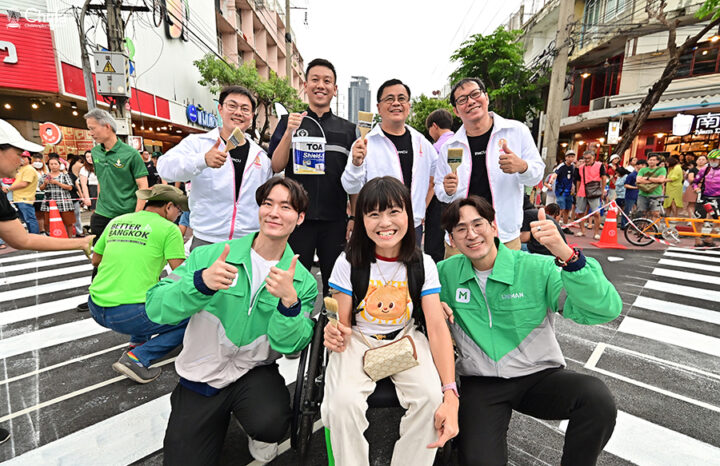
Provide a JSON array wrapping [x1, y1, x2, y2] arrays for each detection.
[[90, 211, 186, 306], [637, 166, 666, 197], [92, 139, 148, 218]]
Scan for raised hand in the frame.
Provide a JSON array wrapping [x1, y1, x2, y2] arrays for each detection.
[[201, 244, 238, 290], [286, 111, 307, 134], [351, 137, 368, 167], [498, 142, 528, 174], [266, 254, 300, 307], [205, 138, 229, 169], [530, 208, 573, 259]]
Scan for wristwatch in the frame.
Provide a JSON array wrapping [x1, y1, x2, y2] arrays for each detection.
[[441, 382, 460, 398], [555, 247, 580, 267]]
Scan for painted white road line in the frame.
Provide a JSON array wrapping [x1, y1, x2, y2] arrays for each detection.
[[658, 257, 720, 273], [0, 319, 107, 360], [652, 267, 720, 286], [559, 411, 720, 465], [0, 276, 91, 302], [617, 317, 720, 357], [0, 255, 90, 274], [0, 251, 84, 265], [644, 280, 720, 302], [668, 246, 720, 257], [633, 296, 720, 326], [0, 264, 92, 286], [584, 343, 606, 369], [3, 394, 171, 466], [0, 295, 89, 327], [663, 251, 720, 263], [0, 343, 126, 386]]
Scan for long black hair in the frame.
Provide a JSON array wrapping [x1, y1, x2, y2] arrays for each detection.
[[345, 176, 418, 268]]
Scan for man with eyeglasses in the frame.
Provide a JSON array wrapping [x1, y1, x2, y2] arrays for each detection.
[[435, 78, 545, 251], [268, 58, 358, 296], [342, 78, 438, 244], [437, 195, 621, 466], [87, 185, 189, 383], [158, 85, 272, 250]]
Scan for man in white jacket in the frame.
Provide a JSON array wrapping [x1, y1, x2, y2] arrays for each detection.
[[158, 86, 273, 249], [435, 78, 544, 250], [342, 79, 437, 243]]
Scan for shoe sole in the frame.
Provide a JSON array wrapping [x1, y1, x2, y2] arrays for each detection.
[[112, 362, 159, 384], [0, 434, 9, 445]]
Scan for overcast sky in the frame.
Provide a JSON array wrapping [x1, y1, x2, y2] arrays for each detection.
[[290, 0, 523, 117]]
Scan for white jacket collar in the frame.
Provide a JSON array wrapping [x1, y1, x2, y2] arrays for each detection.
[[367, 123, 419, 139], [449, 112, 510, 145]]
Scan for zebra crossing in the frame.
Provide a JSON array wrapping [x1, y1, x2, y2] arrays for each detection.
[[0, 247, 719, 465]]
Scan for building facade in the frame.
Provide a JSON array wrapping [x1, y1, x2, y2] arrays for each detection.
[[347, 76, 370, 124]]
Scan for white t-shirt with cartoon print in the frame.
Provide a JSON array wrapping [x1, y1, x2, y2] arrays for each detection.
[[328, 252, 441, 335]]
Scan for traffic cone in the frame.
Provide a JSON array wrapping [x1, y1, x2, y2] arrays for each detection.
[[591, 201, 626, 249], [48, 200, 68, 238]]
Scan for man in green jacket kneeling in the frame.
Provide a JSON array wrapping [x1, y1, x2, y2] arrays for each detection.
[[438, 195, 622, 466], [146, 177, 318, 465]]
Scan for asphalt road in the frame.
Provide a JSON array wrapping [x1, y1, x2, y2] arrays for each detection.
[[0, 245, 718, 465]]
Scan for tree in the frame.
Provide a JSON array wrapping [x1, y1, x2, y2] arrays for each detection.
[[613, 0, 720, 157], [450, 27, 548, 122], [406, 95, 456, 137], [194, 54, 304, 141]]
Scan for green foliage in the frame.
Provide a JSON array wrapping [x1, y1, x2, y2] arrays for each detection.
[[194, 54, 304, 140], [450, 27, 548, 122], [406, 95, 456, 137], [697, 0, 720, 21]]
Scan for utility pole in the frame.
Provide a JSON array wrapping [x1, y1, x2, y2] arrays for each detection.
[[541, 0, 574, 171], [77, 0, 97, 111], [105, 0, 129, 122], [285, 0, 292, 82]]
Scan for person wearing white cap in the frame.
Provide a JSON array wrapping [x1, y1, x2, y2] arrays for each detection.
[[0, 119, 94, 446], [607, 154, 621, 201]]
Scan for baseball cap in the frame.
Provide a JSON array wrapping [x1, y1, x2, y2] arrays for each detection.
[[136, 184, 188, 211], [0, 119, 44, 152], [565, 149, 576, 156]]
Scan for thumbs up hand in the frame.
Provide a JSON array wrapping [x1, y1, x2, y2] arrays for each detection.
[[201, 244, 238, 291], [530, 208, 573, 259], [351, 137, 368, 167], [498, 142, 528, 174], [266, 254, 300, 307]]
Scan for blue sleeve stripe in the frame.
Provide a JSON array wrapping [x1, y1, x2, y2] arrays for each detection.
[[329, 282, 352, 296], [421, 287, 441, 297]]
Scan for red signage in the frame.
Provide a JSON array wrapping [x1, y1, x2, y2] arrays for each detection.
[[0, 14, 58, 93], [39, 122, 62, 145]]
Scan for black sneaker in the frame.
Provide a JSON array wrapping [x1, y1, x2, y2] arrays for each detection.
[[0, 427, 9, 445], [112, 352, 161, 384], [76, 302, 89, 312]]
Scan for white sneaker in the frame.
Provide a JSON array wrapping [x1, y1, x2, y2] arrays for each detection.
[[248, 438, 278, 464], [594, 234, 601, 240]]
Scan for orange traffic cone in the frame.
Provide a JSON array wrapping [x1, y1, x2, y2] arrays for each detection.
[[48, 200, 68, 238], [591, 201, 626, 249]]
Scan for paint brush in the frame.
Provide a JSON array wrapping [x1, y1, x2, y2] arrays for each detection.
[[357, 111, 373, 138], [447, 148, 463, 174], [225, 127, 246, 151], [324, 296, 339, 327]]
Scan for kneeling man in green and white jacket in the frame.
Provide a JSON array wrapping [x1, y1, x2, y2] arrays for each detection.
[[146, 177, 318, 465]]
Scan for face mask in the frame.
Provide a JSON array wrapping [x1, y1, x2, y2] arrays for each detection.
[[710, 161, 719, 168], [32, 162, 43, 169]]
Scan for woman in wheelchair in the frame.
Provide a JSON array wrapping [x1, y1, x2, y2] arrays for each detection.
[[322, 177, 458, 465]]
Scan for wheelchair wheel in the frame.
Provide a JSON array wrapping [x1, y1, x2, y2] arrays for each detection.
[[291, 312, 328, 461], [624, 218, 658, 246]]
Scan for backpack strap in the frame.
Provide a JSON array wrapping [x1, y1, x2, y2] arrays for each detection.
[[349, 262, 370, 326]]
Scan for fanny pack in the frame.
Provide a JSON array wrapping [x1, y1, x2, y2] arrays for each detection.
[[359, 332, 419, 382]]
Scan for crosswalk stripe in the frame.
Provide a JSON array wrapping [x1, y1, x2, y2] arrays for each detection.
[[0, 255, 90, 274], [0, 319, 107, 359], [0, 264, 92, 286], [617, 316, 720, 357], [668, 246, 720, 257], [0, 276, 90, 302], [633, 295, 720, 326], [663, 251, 720, 264], [644, 280, 720, 302], [0, 251, 84, 265], [652, 267, 720, 286], [560, 410, 720, 465], [0, 295, 88, 327], [658, 257, 720, 272], [3, 394, 171, 466]]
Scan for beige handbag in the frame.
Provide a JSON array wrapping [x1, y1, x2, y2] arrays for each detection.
[[359, 333, 419, 382]]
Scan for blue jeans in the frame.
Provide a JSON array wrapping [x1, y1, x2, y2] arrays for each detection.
[[88, 297, 188, 367], [16, 202, 39, 234], [619, 197, 636, 229]]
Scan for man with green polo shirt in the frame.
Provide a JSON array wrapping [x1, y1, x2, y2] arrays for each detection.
[[88, 185, 188, 383], [636, 153, 667, 219]]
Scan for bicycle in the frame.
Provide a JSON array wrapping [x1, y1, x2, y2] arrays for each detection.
[[624, 197, 720, 246]]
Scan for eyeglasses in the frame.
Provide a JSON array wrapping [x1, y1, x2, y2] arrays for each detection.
[[223, 101, 253, 115], [379, 94, 409, 105], [455, 89, 485, 107], [451, 218, 490, 238]]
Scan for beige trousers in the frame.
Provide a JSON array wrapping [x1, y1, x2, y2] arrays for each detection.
[[320, 323, 443, 466]]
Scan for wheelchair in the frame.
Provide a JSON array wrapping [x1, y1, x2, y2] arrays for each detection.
[[290, 305, 455, 465]]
